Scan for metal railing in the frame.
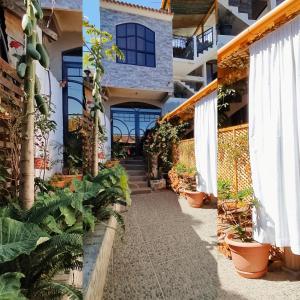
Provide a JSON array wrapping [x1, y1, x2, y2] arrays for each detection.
[[196, 27, 214, 56], [172, 35, 194, 60]]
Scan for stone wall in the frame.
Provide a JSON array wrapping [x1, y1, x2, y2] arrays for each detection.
[[100, 8, 173, 93]]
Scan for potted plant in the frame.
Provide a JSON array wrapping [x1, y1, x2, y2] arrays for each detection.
[[173, 163, 207, 208], [49, 173, 65, 189], [222, 187, 271, 279]]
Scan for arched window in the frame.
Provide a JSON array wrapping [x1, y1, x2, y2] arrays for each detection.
[[116, 23, 156, 68]]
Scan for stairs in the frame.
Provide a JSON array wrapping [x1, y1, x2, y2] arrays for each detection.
[[121, 157, 152, 195], [220, 0, 267, 25]]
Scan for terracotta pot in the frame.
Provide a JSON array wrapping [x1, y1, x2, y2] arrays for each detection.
[[50, 180, 65, 189], [225, 233, 271, 279], [61, 175, 83, 191], [34, 157, 49, 169], [184, 190, 207, 208]]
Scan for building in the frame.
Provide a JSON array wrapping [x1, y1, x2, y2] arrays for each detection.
[[100, 0, 218, 159], [218, 0, 287, 126], [0, 0, 82, 178], [161, 0, 217, 115], [100, 0, 174, 158]]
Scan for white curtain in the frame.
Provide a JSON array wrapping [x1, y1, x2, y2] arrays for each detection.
[[249, 16, 300, 254], [194, 91, 218, 196]]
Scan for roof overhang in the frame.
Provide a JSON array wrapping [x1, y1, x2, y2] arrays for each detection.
[[162, 0, 215, 30], [105, 86, 171, 103], [102, 0, 173, 22], [218, 0, 300, 84], [163, 79, 217, 121]]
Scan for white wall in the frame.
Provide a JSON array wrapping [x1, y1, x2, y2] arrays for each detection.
[[35, 65, 64, 179]]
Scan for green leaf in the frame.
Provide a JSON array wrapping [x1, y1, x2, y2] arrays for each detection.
[[59, 206, 76, 227], [0, 272, 27, 300], [34, 281, 82, 300], [0, 218, 49, 263], [43, 215, 62, 234]]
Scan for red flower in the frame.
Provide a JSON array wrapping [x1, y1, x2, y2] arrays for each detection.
[[9, 40, 22, 49]]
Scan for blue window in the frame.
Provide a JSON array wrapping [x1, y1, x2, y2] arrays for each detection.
[[116, 23, 156, 68]]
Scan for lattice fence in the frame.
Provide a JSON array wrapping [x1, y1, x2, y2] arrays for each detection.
[[217, 124, 252, 258], [174, 138, 195, 168], [0, 57, 23, 201], [218, 124, 251, 194]]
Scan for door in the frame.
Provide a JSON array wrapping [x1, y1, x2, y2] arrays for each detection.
[[111, 106, 161, 157], [62, 49, 83, 167]]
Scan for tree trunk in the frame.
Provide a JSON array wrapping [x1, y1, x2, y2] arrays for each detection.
[[20, 8, 36, 209], [92, 109, 99, 177]]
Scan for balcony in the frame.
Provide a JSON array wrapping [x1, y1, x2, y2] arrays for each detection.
[[173, 35, 194, 60], [196, 27, 214, 56], [173, 27, 214, 60]]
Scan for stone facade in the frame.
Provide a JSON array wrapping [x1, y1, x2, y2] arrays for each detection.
[[100, 8, 173, 93]]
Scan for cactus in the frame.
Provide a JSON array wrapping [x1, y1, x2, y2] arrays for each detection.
[[19, 0, 48, 209]]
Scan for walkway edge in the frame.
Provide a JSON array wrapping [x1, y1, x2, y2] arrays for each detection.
[[84, 212, 118, 299]]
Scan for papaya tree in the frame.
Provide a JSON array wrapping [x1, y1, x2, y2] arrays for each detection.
[[17, 0, 49, 209], [83, 20, 123, 176]]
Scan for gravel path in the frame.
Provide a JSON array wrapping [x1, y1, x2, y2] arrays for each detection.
[[103, 190, 300, 299]]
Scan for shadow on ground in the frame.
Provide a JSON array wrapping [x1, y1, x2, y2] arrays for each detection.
[[102, 190, 247, 300]]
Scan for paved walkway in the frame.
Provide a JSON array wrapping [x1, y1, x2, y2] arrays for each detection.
[[103, 190, 300, 300]]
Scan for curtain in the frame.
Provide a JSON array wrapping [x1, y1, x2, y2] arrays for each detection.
[[194, 91, 217, 196], [249, 16, 300, 254]]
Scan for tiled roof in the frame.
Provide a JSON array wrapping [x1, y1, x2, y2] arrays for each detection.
[[102, 0, 172, 15]]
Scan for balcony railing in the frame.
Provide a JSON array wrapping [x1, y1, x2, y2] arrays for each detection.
[[173, 27, 214, 60], [173, 35, 194, 60], [196, 27, 214, 56]]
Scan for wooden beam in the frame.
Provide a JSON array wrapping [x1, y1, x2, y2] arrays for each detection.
[[218, 0, 300, 63], [163, 79, 217, 121], [193, 1, 216, 35]]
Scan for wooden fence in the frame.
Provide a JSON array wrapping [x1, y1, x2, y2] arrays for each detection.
[[0, 57, 23, 199]]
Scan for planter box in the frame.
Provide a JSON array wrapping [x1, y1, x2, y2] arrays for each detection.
[[150, 178, 166, 190]]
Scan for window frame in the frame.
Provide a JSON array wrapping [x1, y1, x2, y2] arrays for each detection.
[[116, 23, 156, 68]]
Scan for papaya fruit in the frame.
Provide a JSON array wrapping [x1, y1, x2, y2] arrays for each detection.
[[34, 75, 41, 94], [36, 43, 50, 69], [35, 94, 48, 115], [17, 63, 27, 79], [27, 43, 41, 60], [32, 0, 43, 20], [22, 14, 32, 36], [16, 55, 26, 67]]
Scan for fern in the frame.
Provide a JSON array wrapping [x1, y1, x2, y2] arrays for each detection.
[[32, 281, 82, 300]]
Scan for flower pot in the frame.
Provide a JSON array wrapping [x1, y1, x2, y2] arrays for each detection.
[[50, 180, 65, 189], [225, 233, 271, 279], [184, 191, 207, 208], [34, 157, 49, 169], [61, 175, 83, 192]]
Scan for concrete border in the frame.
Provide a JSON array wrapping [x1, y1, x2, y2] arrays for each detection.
[[84, 215, 118, 300]]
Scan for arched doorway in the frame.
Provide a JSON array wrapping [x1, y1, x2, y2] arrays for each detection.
[[111, 102, 161, 157]]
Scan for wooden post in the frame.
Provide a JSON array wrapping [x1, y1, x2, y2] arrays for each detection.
[[233, 128, 238, 194]]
